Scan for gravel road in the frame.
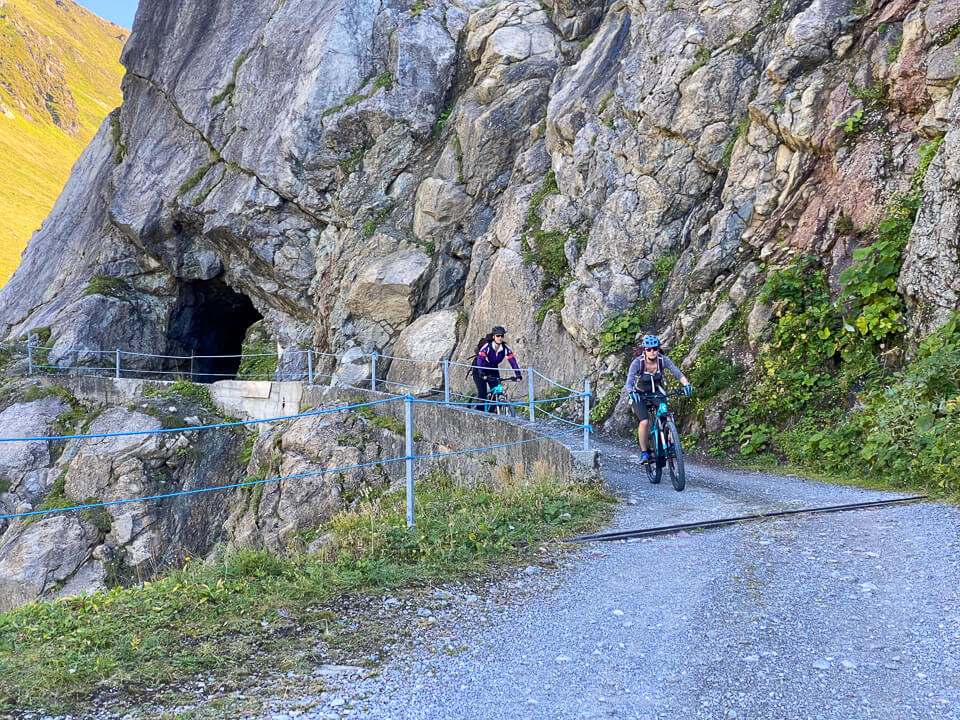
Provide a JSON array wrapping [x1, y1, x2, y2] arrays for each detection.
[[278, 434, 960, 720]]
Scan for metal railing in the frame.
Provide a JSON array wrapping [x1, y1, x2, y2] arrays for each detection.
[[18, 335, 593, 451]]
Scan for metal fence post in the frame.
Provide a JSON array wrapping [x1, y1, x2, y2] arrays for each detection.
[[371, 352, 378, 392], [116, 349, 121, 380], [190, 351, 195, 380], [27, 335, 33, 376], [405, 395, 416, 529], [583, 378, 591, 451], [307, 349, 314, 385], [443, 359, 450, 404], [528, 368, 535, 421]]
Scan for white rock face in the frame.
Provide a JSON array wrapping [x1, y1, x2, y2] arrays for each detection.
[[0, 515, 99, 612], [347, 250, 432, 325], [385, 310, 459, 394], [0, 0, 956, 453]]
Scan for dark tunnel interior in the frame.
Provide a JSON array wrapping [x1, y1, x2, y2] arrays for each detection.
[[167, 278, 262, 383]]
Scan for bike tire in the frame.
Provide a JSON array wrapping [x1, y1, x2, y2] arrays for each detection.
[[665, 418, 685, 491], [644, 455, 658, 484], [492, 394, 512, 416]]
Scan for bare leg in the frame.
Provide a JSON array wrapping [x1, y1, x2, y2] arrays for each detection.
[[637, 420, 649, 451]]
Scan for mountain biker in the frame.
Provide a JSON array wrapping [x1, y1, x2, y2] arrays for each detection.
[[624, 334, 692, 464], [473, 325, 523, 412]]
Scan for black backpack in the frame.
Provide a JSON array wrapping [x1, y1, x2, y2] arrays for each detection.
[[466, 333, 494, 377]]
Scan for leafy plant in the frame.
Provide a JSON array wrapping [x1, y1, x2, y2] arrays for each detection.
[[721, 115, 750, 169], [598, 255, 678, 354], [361, 206, 392, 238], [835, 109, 865, 138], [434, 106, 453, 138]]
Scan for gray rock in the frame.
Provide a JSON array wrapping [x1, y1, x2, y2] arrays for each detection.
[[386, 311, 459, 394]]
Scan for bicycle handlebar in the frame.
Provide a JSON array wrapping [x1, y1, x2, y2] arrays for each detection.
[[631, 389, 685, 401]]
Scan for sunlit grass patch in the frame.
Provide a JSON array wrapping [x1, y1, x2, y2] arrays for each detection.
[[0, 471, 615, 713]]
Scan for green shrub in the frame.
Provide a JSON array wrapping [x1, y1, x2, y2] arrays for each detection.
[[598, 255, 678, 354], [237, 322, 277, 380], [800, 313, 960, 494]]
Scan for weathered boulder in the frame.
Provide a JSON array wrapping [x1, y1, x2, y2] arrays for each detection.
[[0, 515, 99, 612], [386, 310, 459, 394], [346, 250, 432, 326], [900, 86, 960, 335], [0, 396, 68, 516]]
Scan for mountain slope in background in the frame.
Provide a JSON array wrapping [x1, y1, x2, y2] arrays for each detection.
[[0, 0, 126, 286]]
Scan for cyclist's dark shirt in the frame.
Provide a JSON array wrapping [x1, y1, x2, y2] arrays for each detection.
[[625, 354, 683, 395]]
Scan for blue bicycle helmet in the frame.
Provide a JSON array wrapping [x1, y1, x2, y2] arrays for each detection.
[[642, 334, 660, 348]]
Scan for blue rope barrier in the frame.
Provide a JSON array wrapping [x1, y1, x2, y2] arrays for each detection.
[[0, 456, 409, 521], [0, 396, 403, 443], [0, 425, 586, 522]]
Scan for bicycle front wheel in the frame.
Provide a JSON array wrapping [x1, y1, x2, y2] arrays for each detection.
[[665, 418, 685, 491]]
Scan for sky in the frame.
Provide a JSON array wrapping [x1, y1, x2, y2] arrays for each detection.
[[75, 0, 139, 29]]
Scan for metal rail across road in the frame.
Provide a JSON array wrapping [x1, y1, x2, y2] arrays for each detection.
[[567, 495, 930, 543]]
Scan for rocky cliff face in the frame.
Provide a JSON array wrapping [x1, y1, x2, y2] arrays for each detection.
[[0, 0, 957, 411]]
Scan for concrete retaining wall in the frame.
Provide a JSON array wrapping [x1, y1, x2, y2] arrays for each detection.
[[39, 376, 599, 486]]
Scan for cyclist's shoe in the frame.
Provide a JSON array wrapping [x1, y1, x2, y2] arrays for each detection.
[[640, 450, 652, 464]]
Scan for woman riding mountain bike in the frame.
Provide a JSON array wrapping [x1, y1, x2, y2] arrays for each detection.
[[472, 325, 523, 412], [624, 335, 692, 465]]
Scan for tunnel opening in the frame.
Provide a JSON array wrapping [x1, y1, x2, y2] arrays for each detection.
[[167, 278, 263, 383]]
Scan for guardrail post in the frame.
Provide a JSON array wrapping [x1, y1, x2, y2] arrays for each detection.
[[371, 352, 378, 392], [528, 368, 535, 421], [583, 378, 591, 451], [27, 335, 33, 376], [443, 359, 450, 404], [405, 395, 416, 529], [307, 349, 314, 385], [116, 349, 121, 380], [190, 350, 195, 380]]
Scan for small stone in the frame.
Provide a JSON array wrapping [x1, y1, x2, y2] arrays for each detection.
[[524, 566, 542, 576], [416, 608, 432, 617], [330, 698, 345, 708], [813, 659, 831, 670], [555, 655, 572, 663], [464, 594, 479, 604], [841, 660, 857, 670], [612, 609, 624, 616]]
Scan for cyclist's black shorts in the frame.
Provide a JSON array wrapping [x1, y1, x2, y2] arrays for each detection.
[[630, 395, 653, 424]]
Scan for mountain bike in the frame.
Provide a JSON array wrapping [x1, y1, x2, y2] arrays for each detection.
[[634, 389, 686, 491], [485, 377, 520, 417]]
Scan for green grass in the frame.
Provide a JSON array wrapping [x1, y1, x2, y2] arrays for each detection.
[[236, 322, 278, 380], [0, 471, 615, 714], [0, 0, 126, 287]]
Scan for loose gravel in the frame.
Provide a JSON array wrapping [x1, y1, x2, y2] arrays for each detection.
[[272, 435, 960, 720], [15, 436, 960, 720]]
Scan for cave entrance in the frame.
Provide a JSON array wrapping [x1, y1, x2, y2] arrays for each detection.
[[167, 278, 262, 383]]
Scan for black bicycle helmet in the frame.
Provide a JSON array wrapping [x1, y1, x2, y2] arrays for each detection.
[[492, 326, 506, 335]]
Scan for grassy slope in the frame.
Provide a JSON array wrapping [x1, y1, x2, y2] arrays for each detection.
[[0, 0, 126, 286], [0, 471, 615, 714]]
